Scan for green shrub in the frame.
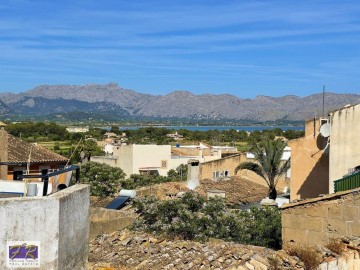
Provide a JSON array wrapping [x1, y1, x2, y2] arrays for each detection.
[[132, 192, 282, 249], [78, 161, 126, 197]]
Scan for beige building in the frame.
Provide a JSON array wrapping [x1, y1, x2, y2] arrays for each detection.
[[289, 102, 360, 201], [91, 144, 221, 177], [289, 118, 329, 201], [329, 103, 360, 193]]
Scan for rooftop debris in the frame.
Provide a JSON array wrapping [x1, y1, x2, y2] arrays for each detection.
[[88, 229, 304, 270]]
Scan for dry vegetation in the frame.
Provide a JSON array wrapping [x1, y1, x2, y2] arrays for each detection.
[[286, 244, 322, 270]]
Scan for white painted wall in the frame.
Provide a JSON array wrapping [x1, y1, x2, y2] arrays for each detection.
[[132, 145, 171, 176], [329, 104, 360, 193], [94, 144, 223, 177]]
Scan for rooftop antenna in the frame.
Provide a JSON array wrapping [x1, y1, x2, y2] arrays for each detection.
[[322, 85, 325, 117]]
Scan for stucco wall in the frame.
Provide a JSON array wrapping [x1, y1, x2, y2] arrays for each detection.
[[329, 104, 360, 193], [115, 144, 133, 177], [90, 207, 137, 240], [90, 156, 118, 168], [0, 184, 90, 270], [133, 145, 171, 175], [199, 154, 244, 180], [289, 118, 329, 201], [282, 188, 360, 247]]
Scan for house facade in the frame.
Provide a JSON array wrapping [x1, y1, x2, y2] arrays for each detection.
[[0, 128, 68, 181], [91, 144, 222, 177], [289, 118, 330, 200], [289, 102, 360, 201], [329, 103, 360, 193]]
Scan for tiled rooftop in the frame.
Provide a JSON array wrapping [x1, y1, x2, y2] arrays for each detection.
[[7, 134, 68, 164]]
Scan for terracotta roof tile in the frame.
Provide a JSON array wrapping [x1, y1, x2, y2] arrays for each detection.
[[7, 134, 68, 163]]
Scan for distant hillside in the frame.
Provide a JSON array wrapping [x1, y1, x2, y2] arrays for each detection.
[[1, 83, 359, 122], [10, 96, 130, 116], [0, 98, 10, 114]]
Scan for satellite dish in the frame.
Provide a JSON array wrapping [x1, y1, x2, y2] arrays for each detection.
[[320, 123, 331, 137], [187, 179, 199, 190]]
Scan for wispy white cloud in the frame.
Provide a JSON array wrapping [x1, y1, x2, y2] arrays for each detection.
[[0, 0, 360, 96]]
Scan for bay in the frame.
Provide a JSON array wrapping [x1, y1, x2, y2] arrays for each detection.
[[103, 125, 304, 132]]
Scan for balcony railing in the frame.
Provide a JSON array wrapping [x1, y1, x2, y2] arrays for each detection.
[[334, 171, 360, 192]]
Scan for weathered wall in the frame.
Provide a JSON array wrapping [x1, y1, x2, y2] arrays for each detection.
[[57, 185, 90, 270], [198, 154, 288, 190], [282, 188, 360, 247], [289, 118, 329, 201], [90, 207, 137, 240], [90, 156, 118, 168], [199, 154, 244, 180], [329, 103, 360, 193], [0, 184, 90, 270], [171, 147, 210, 157]]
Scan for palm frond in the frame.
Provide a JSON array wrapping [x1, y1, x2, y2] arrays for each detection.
[[235, 161, 269, 185]]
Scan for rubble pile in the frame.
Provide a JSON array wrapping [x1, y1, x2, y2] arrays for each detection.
[[88, 229, 304, 269], [196, 177, 269, 204], [136, 177, 271, 204]]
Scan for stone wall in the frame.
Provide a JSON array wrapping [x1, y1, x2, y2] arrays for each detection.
[[90, 207, 137, 240], [0, 184, 90, 270], [317, 250, 360, 270], [282, 188, 360, 247]]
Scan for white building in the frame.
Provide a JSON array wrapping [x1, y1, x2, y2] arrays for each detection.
[[66, 126, 89, 133], [91, 144, 221, 177]]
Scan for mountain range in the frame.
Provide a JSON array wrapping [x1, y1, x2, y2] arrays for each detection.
[[0, 83, 359, 122]]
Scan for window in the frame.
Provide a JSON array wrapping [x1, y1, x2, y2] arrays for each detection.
[[13, 170, 23, 181], [161, 160, 167, 168], [213, 171, 220, 180]]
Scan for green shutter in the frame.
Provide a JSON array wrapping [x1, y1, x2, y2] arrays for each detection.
[[334, 171, 360, 192]]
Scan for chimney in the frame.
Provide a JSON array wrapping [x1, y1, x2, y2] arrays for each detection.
[[0, 128, 8, 179]]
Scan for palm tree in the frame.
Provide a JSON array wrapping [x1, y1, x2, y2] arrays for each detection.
[[235, 139, 290, 200]]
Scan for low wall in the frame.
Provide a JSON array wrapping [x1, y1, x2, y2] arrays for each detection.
[[90, 207, 137, 240], [317, 250, 360, 270], [0, 184, 90, 270], [282, 188, 360, 247]]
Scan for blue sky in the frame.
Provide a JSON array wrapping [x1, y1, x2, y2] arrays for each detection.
[[0, 0, 360, 98]]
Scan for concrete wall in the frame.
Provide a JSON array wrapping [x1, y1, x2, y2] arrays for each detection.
[[282, 188, 360, 248], [289, 118, 329, 201], [90, 156, 118, 168], [0, 184, 90, 270], [329, 103, 360, 193], [90, 207, 137, 240]]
